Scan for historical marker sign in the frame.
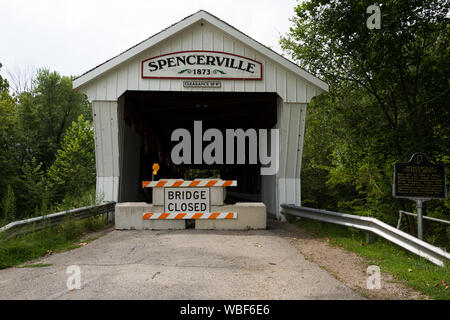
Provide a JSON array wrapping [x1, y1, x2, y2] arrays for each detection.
[[393, 152, 447, 199], [164, 187, 210, 213]]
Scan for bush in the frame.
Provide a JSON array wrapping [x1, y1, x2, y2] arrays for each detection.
[[47, 115, 96, 203], [13, 158, 47, 219], [1, 185, 16, 222]]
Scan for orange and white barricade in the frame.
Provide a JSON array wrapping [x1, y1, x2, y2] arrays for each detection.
[[143, 212, 237, 220], [142, 179, 237, 188]]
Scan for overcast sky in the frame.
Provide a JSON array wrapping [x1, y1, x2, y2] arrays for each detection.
[[1, 0, 300, 85]]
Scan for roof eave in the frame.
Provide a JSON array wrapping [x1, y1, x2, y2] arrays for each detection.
[[73, 10, 328, 92], [73, 12, 204, 89]]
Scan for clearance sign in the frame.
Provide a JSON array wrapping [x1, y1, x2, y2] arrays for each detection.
[[141, 50, 262, 80]]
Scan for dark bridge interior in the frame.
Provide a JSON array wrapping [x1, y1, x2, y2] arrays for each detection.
[[121, 91, 278, 203]]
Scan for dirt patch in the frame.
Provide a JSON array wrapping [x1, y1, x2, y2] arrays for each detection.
[[79, 224, 115, 242], [271, 219, 428, 300]]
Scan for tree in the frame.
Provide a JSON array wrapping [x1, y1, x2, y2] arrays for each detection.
[[281, 1, 449, 240], [0, 63, 19, 198], [0, 64, 96, 220], [13, 157, 47, 218], [281, 0, 449, 158], [47, 115, 96, 203], [15, 69, 91, 168], [0, 63, 9, 94], [1, 185, 16, 222], [5, 64, 36, 97]]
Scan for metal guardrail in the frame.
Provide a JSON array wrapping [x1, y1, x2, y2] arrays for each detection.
[[0, 202, 116, 239], [397, 210, 450, 229], [280, 204, 450, 267]]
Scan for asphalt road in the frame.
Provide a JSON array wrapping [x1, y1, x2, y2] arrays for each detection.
[[0, 222, 363, 300]]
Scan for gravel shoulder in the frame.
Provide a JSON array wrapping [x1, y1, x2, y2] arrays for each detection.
[[273, 220, 427, 300]]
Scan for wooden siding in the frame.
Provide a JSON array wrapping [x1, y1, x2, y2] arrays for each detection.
[[92, 101, 120, 202], [78, 21, 321, 103]]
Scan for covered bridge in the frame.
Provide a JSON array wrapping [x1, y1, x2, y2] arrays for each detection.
[[73, 10, 328, 220]]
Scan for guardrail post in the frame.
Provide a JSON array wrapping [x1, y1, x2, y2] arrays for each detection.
[[396, 211, 403, 229], [107, 204, 115, 223], [365, 232, 376, 244]]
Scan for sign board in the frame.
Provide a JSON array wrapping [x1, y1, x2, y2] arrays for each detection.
[[141, 51, 263, 80], [393, 152, 447, 199], [164, 187, 210, 213], [183, 80, 221, 88]]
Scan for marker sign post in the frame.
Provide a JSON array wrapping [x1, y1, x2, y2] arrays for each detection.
[[393, 152, 447, 239]]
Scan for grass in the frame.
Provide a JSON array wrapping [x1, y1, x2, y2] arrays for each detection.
[[0, 215, 109, 269], [20, 263, 53, 268], [294, 219, 450, 300]]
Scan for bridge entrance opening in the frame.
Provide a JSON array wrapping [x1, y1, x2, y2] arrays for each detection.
[[118, 91, 278, 206]]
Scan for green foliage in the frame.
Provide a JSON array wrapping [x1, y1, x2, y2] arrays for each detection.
[[1, 185, 16, 222], [281, 0, 449, 159], [0, 80, 19, 199], [58, 186, 99, 211], [47, 115, 96, 203], [20, 263, 53, 268], [0, 188, 108, 269], [12, 157, 47, 219], [0, 214, 108, 269], [184, 169, 221, 180], [15, 69, 91, 168], [281, 1, 450, 243], [0, 64, 94, 224]]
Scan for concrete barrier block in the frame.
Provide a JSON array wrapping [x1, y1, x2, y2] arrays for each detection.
[[152, 188, 164, 206], [115, 202, 185, 230], [210, 186, 225, 205], [115, 202, 145, 230], [115, 201, 265, 231], [195, 202, 266, 230]]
